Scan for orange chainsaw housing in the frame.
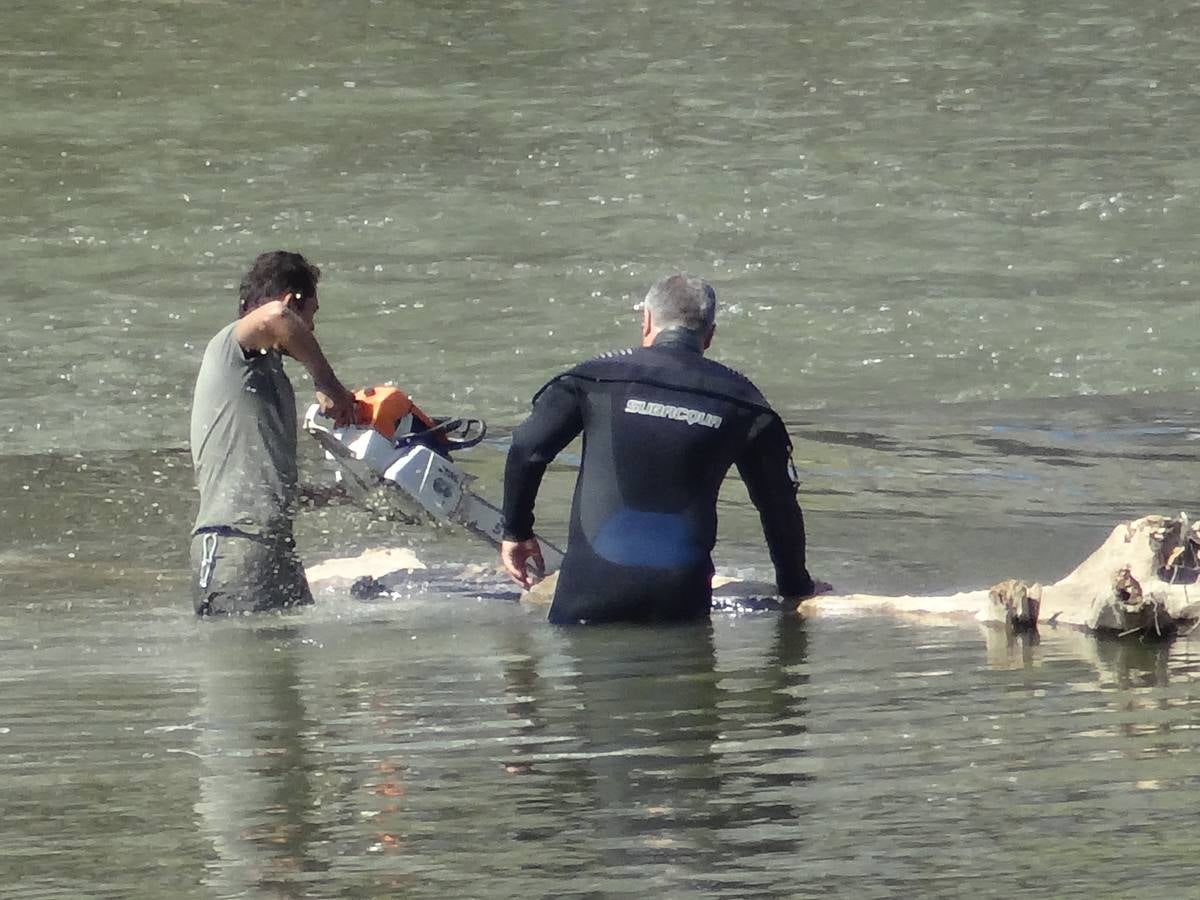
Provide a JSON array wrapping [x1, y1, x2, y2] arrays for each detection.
[[354, 386, 438, 441]]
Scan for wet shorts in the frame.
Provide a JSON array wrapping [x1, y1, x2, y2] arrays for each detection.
[[189, 527, 314, 616]]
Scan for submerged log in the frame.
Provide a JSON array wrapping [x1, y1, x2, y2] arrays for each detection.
[[520, 515, 1200, 638], [309, 515, 1200, 639]]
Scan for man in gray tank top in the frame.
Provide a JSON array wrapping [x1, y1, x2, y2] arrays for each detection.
[[189, 251, 357, 615]]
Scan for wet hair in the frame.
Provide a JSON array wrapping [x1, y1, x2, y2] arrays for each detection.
[[643, 272, 717, 334], [237, 250, 321, 317]]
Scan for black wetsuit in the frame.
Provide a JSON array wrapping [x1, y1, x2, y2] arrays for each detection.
[[503, 330, 815, 624]]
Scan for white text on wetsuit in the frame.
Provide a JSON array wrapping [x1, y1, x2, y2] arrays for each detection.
[[624, 398, 723, 429]]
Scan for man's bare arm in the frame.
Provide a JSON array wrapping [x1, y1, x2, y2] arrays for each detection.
[[234, 300, 357, 425]]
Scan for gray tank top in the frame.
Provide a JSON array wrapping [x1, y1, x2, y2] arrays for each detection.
[[190, 322, 298, 536]]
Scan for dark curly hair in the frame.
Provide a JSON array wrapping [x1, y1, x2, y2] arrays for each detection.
[[237, 251, 321, 317]]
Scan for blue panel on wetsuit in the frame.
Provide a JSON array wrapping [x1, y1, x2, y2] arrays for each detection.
[[592, 509, 702, 568]]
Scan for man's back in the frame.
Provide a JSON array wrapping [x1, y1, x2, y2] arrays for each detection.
[[504, 330, 812, 623]]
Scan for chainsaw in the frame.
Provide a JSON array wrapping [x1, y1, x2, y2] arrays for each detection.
[[303, 386, 564, 571]]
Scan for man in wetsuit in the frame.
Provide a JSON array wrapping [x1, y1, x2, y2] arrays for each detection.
[[189, 250, 357, 615], [500, 272, 829, 624]]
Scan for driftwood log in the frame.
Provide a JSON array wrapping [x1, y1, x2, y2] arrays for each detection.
[[310, 515, 1200, 640], [800, 514, 1200, 638]]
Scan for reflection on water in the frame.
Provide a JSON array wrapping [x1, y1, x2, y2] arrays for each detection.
[[490, 619, 812, 893], [195, 627, 328, 897], [187, 618, 816, 897], [164, 613, 1200, 898]]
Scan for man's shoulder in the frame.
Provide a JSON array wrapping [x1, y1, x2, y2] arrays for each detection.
[[557, 347, 773, 407], [528, 348, 637, 402], [568, 346, 639, 374], [205, 320, 238, 346], [195, 321, 236, 369], [200, 320, 275, 368], [690, 356, 773, 408], [699, 355, 765, 392]]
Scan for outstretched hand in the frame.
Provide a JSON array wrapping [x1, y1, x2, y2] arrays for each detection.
[[501, 537, 545, 589]]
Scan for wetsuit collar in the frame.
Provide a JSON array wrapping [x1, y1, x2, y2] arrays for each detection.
[[651, 328, 705, 354]]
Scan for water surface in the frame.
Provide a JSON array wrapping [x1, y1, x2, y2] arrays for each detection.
[[4, 1, 1200, 896]]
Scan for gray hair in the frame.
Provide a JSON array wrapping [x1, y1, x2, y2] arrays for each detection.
[[643, 272, 717, 334]]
